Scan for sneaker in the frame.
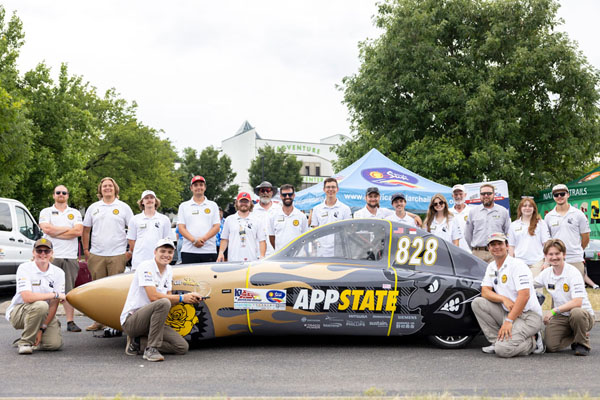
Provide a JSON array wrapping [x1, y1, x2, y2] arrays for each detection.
[[143, 346, 164, 362], [67, 321, 81, 332], [125, 336, 141, 356], [18, 344, 33, 355], [481, 344, 495, 354], [574, 344, 590, 356], [86, 322, 104, 331], [533, 332, 545, 354]]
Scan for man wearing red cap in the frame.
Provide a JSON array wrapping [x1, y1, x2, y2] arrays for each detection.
[[177, 176, 221, 264], [217, 192, 266, 262]]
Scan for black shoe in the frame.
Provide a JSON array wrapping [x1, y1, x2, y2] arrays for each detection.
[[67, 321, 81, 332], [125, 336, 141, 356], [574, 344, 590, 356]]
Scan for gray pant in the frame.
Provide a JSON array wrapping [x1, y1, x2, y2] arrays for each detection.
[[122, 298, 188, 355], [53, 258, 79, 293], [10, 301, 62, 350], [472, 297, 542, 358], [545, 308, 595, 351]]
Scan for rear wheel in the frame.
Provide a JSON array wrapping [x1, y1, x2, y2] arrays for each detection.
[[428, 334, 474, 349]]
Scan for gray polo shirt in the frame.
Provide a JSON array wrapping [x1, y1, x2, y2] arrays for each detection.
[[464, 203, 510, 248]]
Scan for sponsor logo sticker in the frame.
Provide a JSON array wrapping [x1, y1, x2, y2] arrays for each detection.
[[234, 288, 286, 310]]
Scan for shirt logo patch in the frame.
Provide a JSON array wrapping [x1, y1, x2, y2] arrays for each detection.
[[501, 274, 507, 284], [563, 283, 569, 292], [204, 208, 211, 214], [68, 213, 74, 220], [113, 209, 120, 215], [293, 220, 299, 227]]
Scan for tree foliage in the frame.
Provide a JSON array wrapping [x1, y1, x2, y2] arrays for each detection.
[[338, 0, 600, 207], [248, 145, 303, 190]]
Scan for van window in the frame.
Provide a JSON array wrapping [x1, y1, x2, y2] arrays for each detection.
[[0, 203, 11, 231], [15, 206, 36, 240]]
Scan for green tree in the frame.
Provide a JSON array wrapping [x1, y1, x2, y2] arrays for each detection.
[[179, 146, 239, 210], [248, 145, 303, 190], [338, 0, 600, 209]]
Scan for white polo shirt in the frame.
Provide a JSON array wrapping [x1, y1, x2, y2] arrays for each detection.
[[120, 259, 172, 326], [353, 206, 393, 219], [127, 211, 172, 270], [83, 199, 133, 256], [39, 205, 83, 259], [428, 216, 462, 243], [252, 202, 282, 256], [6, 261, 65, 322], [268, 206, 308, 251], [508, 219, 551, 266], [481, 255, 542, 316], [450, 204, 472, 253], [311, 199, 352, 227], [534, 263, 594, 317], [544, 205, 591, 263], [177, 197, 220, 254], [221, 213, 266, 262], [385, 212, 418, 227]]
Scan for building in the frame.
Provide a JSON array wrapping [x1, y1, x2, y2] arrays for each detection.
[[220, 121, 347, 192]]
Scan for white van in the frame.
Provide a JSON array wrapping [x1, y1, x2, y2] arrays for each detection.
[[0, 198, 42, 287]]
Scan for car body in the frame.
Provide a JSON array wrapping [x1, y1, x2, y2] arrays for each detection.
[[67, 219, 487, 348], [584, 239, 600, 284]]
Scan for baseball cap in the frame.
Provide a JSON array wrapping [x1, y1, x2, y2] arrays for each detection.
[[452, 184, 466, 193], [155, 238, 175, 250], [487, 232, 508, 245], [140, 190, 156, 200], [191, 175, 206, 185], [237, 192, 252, 201], [391, 193, 406, 204], [552, 184, 569, 194], [34, 238, 53, 249], [366, 187, 380, 195]]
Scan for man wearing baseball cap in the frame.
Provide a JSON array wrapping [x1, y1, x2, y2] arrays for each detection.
[[121, 238, 204, 361], [127, 190, 172, 271], [544, 184, 590, 277], [449, 184, 472, 253], [353, 187, 393, 219], [385, 193, 422, 227], [252, 181, 281, 257], [471, 233, 544, 357], [177, 176, 221, 264], [218, 192, 266, 262]]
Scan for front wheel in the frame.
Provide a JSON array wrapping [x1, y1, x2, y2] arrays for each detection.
[[428, 335, 474, 349]]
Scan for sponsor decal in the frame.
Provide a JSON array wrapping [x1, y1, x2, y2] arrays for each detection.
[[0, 248, 4, 259], [204, 208, 211, 214], [345, 320, 366, 327], [394, 227, 404, 234], [234, 288, 286, 310], [408, 228, 417, 235], [293, 219, 299, 227], [113, 209, 119, 215], [293, 289, 398, 312], [266, 290, 286, 303], [396, 322, 416, 329], [361, 168, 421, 188], [68, 213, 74, 220], [323, 323, 343, 328], [369, 321, 388, 327], [304, 323, 321, 330], [382, 283, 392, 289], [563, 283, 570, 292], [501, 274, 508, 284]]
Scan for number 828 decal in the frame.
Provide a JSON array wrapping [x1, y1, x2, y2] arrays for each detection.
[[395, 236, 438, 266]]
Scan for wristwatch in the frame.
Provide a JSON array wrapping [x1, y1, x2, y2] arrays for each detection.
[[40, 323, 48, 333]]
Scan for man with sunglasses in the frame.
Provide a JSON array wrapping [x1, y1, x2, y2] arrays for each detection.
[[449, 184, 472, 253], [39, 185, 83, 333], [252, 181, 281, 257], [268, 184, 308, 251], [544, 184, 590, 277], [353, 187, 393, 219], [465, 183, 510, 262]]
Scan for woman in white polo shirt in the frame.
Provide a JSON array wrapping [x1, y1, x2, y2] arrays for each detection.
[[423, 194, 461, 246]]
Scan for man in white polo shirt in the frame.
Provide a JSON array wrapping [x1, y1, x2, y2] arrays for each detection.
[[544, 183, 590, 277], [177, 175, 220, 264], [353, 187, 393, 219], [39, 184, 83, 332], [82, 177, 134, 331], [217, 192, 266, 262], [269, 184, 308, 251], [251, 181, 281, 257], [385, 193, 421, 227], [449, 184, 472, 253], [127, 190, 171, 271]]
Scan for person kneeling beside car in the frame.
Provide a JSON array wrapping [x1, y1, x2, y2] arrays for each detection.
[[120, 238, 204, 362], [6, 238, 66, 355]]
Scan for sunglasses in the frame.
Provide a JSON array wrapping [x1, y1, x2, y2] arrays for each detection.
[[280, 192, 294, 198], [553, 192, 567, 198], [480, 192, 494, 196], [55, 191, 68, 195], [35, 248, 52, 255], [433, 201, 445, 207], [259, 188, 272, 193]]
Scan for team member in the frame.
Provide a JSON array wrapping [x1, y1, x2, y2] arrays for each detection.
[[121, 239, 203, 362], [310, 178, 352, 228], [544, 184, 590, 277], [38, 185, 83, 332], [465, 184, 510, 262], [449, 184, 472, 253], [217, 192, 266, 262], [423, 194, 462, 246], [127, 190, 171, 271], [508, 198, 551, 278], [82, 177, 134, 331], [269, 184, 308, 251], [6, 239, 66, 354], [535, 239, 594, 356], [384, 193, 421, 227], [353, 187, 392, 219], [471, 233, 544, 358], [252, 181, 281, 257], [177, 175, 220, 264]]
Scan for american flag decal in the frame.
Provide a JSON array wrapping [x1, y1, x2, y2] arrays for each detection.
[[394, 227, 404, 234]]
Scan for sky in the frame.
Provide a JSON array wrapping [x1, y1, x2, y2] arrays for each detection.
[[2, 1, 599, 154]]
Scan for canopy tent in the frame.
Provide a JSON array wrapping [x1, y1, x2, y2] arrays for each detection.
[[294, 148, 453, 213], [535, 165, 600, 240]]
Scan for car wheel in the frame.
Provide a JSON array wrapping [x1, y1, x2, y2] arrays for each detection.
[[428, 335, 474, 349]]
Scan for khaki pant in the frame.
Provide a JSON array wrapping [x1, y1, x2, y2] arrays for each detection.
[[472, 297, 542, 358], [10, 301, 62, 350], [569, 261, 585, 278], [122, 298, 188, 355], [545, 308, 595, 351], [88, 253, 127, 280], [472, 249, 494, 263], [53, 258, 79, 293]]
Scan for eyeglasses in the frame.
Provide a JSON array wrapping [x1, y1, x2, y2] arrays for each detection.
[[259, 188, 272, 193], [324, 186, 337, 190], [280, 192, 294, 198], [553, 192, 567, 198], [433, 201, 445, 207], [55, 191, 68, 195], [480, 192, 494, 196], [35, 248, 52, 255]]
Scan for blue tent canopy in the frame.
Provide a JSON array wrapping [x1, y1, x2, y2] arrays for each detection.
[[295, 149, 453, 213]]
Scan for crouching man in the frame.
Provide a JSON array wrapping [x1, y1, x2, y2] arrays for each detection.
[[120, 238, 203, 362], [535, 239, 595, 356], [6, 238, 66, 354], [471, 233, 544, 357]]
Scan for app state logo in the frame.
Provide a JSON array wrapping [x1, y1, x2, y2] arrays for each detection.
[[113, 209, 119, 215], [563, 283, 569, 292], [501, 274, 508, 284]]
